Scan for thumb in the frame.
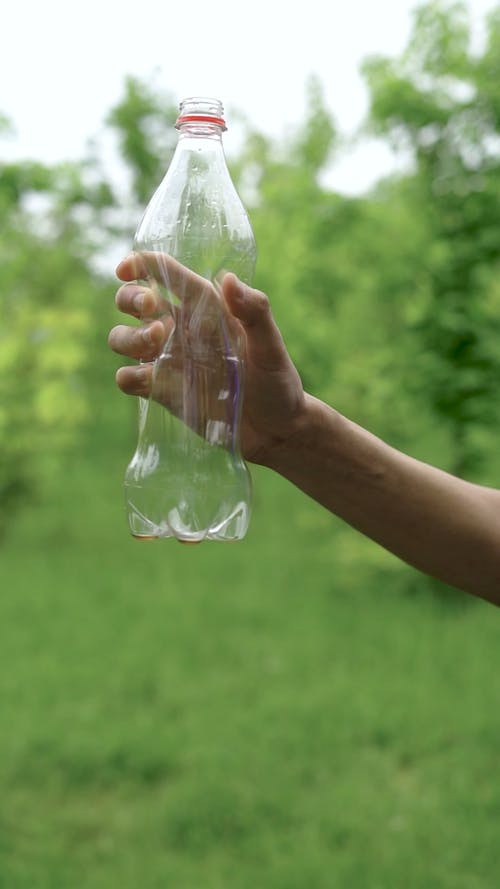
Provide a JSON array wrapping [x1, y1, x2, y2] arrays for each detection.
[[222, 273, 270, 327], [222, 273, 289, 367], [222, 273, 286, 365]]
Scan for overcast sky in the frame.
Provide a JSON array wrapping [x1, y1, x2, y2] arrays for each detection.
[[1, 0, 497, 193]]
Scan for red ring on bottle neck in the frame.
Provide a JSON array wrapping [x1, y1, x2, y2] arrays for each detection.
[[176, 114, 226, 130]]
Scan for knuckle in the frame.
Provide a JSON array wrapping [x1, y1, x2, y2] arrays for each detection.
[[115, 283, 144, 314], [252, 289, 271, 319]]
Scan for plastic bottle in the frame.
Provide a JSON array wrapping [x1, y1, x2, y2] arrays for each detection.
[[124, 97, 257, 543]]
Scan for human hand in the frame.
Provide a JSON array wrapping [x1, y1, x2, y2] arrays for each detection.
[[109, 253, 306, 465]]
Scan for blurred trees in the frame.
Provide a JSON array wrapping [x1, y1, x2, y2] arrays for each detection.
[[0, 143, 113, 534], [363, 0, 500, 475], [107, 75, 178, 205], [2, 1, 500, 556], [241, 84, 432, 454]]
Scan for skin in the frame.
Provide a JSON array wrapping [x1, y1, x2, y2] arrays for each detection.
[[109, 254, 500, 607]]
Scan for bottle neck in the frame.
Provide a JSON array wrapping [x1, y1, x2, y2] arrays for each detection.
[[172, 98, 228, 171], [177, 122, 225, 141], [175, 97, 227, 140]]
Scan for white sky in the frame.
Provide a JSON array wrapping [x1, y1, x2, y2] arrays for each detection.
[[1, 0, 497, 194]]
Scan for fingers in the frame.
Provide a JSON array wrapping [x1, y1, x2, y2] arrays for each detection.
[[113, 257, 285, 368], [115, 282, 169, 320], [116, 252, 215, 303], [222, 273, 290, 370], [116, 354, 184, 420], [116, 364, 152, 398], [108, 319, 166, 361]]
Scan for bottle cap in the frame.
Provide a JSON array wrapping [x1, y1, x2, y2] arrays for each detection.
[[176, 97, 227, 131]]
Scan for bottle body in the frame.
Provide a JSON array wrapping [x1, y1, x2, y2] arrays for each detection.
[[125, 99, 256, 543]]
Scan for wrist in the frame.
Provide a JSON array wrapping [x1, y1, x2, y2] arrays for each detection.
[[261, 393, 339, 474]]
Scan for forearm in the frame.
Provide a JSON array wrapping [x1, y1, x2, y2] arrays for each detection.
[[265, 394, 500, 605]]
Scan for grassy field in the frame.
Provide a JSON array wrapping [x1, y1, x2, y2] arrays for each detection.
[[1, 411, 499, 888]]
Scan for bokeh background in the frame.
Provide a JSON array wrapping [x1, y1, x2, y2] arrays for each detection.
[[1, 1, 500, 886]]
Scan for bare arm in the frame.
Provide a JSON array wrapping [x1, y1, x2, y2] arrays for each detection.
[[263, 394, 500, 605], [110, 257, 500, 606]]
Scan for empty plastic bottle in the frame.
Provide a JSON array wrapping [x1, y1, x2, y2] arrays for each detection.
[[124, 97, 257, 543]]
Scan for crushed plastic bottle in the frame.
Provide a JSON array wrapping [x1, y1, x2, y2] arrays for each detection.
[[124, 97, 257, 543]]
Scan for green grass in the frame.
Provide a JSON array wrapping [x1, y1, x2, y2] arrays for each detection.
[[1, 418, 499, 888]]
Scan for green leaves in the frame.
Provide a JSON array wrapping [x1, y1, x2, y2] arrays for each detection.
[[361, 1, 500, 476], [3, 0, 500, 535], [0, 156, 111, 533], [291, 76, 338, 172], [107, 75, 178, 204], [406, 1, 470, 79]]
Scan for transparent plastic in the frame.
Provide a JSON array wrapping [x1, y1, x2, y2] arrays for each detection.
[[125, 97, 257, 543]]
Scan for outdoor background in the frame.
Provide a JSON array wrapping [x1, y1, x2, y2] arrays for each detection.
[[1, 1, 500, 886]]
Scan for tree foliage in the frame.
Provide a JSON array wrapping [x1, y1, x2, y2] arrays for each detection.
[[362, 0, 500, 474], [106, 75, 178, 205], [0, 126, 111, 531], [2, 0, 500, 544]]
